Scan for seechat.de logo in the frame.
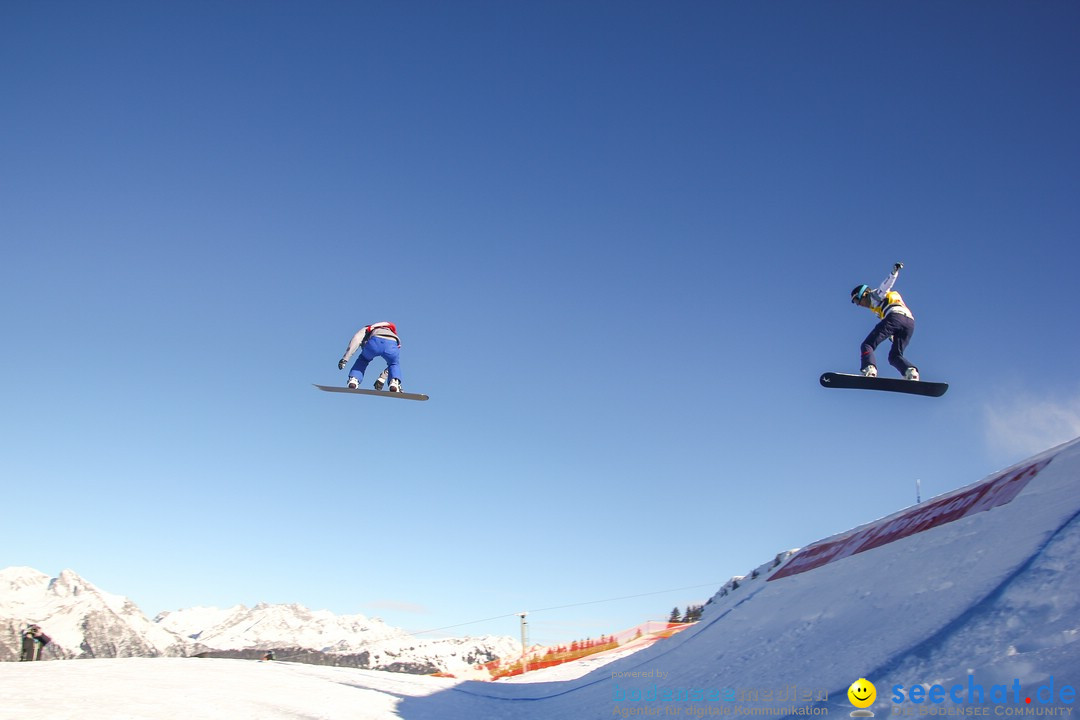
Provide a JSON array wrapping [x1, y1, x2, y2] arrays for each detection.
[[891, 675, 1076, 707]]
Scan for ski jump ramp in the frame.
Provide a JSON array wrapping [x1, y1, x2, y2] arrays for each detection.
[[397, 437, 1080, 719]]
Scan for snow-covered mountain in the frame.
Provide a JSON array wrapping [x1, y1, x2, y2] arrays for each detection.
[[0, 567, 188, 661], [0, 568, 517, 675], [155, 602, 410, 650], [155, 602, 518, 676]]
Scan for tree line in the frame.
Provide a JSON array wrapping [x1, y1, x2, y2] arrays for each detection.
[[667, 605, 704, 623]]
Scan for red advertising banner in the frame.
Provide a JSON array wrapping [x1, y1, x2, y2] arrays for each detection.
[[769, 457, 1054, 581]]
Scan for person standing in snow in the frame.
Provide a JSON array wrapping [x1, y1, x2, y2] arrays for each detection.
[[20, 624, 51, 661], [850, 262, 919, 381], [338, 321, 403, 392]]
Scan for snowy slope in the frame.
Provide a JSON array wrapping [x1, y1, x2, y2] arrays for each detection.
[[0, 658, 438, 720], [404, 436, 1080, 719], [2, 437, 1079, 719]]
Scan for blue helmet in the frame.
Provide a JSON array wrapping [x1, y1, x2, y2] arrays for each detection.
[[851, 284, 870, 303]]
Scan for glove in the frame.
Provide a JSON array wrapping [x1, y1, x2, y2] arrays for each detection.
[[338, 358, 347, 370], [893, 262, 904, 273]]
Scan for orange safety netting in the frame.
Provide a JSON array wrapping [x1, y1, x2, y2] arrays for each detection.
[[482, 620, 695, 680]]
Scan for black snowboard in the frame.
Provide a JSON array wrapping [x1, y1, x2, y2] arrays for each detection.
[[819, 372, 948, 397]]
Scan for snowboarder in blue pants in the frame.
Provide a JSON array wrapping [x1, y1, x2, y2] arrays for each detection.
[[338, 322, 403, 392]]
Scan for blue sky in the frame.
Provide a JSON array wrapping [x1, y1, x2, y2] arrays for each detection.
[[3, 1, 1080, 647]]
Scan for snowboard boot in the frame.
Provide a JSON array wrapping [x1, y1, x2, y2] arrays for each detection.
[[374, 369, 389, 390], [861, 365, 878, 378], [347, 377, 359, 389], [905, 367, 920, 382], [388, 378, 402, 393]]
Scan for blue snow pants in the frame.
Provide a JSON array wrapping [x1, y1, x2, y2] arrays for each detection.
[[861, 313, 916, 376], [348, 336, 401, 384]]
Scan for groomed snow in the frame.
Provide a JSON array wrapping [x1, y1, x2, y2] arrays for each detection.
[[0, 657, 441, 720]]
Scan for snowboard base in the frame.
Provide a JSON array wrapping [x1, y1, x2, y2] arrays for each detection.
[[314, 384, 429, 402], [819, 372, 948, 397]]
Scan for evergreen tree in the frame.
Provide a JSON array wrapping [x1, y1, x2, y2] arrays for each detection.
[[669, 607, 682, 623], [682, 604, 704, 622]]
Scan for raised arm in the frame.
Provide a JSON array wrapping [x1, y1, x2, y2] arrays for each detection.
[[874, 262, 903, 299]]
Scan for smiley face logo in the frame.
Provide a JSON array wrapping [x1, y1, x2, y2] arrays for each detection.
[[848, 678, 876, 709]]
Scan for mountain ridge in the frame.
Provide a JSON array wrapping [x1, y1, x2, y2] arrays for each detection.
[[0, 566, 517, 676]]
